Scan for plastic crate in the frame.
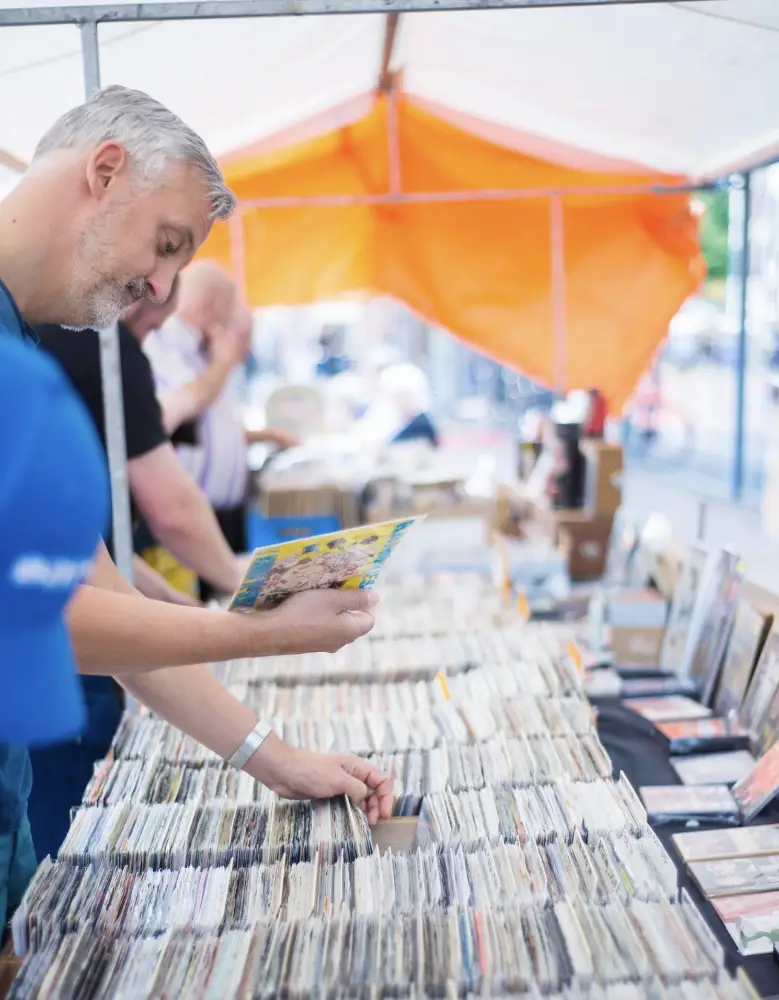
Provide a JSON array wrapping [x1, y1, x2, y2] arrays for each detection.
[[246, 512, 341, 550]]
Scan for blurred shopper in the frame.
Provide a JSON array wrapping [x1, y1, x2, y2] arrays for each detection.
[[315, 326, 352, 379], [0, 86, 391, 897], [144, 265, 297, 599], [357, 363, 439, 449]]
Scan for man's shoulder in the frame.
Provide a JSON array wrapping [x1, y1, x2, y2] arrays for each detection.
[[35, 324, 99, 367]]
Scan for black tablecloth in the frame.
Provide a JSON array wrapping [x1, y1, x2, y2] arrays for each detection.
[[596, 700, 779, 998]]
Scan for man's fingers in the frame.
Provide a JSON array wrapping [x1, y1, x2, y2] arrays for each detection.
[[331, 589, 379, 613], [341, 758, 394, 819], [340, 773, 370, 804], [339, 610, 375, 641]]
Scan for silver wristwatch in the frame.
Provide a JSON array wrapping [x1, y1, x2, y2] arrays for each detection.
[[227, 720, 273, 771]]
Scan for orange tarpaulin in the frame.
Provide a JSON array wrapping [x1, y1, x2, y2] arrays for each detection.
[[202, 94, 705, 411]]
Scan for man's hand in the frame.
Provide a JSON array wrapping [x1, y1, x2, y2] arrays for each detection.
[[249, 734, 393, 825], [260, 588, 378, 654]]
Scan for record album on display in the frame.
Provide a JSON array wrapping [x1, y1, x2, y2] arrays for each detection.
[[625, 695, 711, 724], [671, 750, 755, 787], [712, 600, 770, 718], [732, 741, 779, 823], [673, 825, 779, 864], [659, 544, 709, 678], [739, 628, 779, 740], [682, 550, 743, 704], [655, 717, 752, 756], [640, 784, 741, 825]]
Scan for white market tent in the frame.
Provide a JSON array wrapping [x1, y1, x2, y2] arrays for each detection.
[[0, 0, 777, 579], [0, 0, 777, 179]]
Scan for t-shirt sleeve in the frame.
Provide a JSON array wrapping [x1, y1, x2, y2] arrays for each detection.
[[118, 324, 169, 460]]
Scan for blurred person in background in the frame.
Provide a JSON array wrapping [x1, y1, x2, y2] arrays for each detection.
[[144, 264, 298, 600], [315, 325, 352, 379], [356, 363, 439, 450]]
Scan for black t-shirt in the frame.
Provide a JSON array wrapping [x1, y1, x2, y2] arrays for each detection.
[[35, 322, 169, 555]]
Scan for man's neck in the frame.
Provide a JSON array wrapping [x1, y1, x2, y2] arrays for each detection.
[[0, 181, 66, 324]]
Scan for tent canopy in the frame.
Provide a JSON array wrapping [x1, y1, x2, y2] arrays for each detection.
[[200, 92, 704, 411], [0, 0, 776, 177]]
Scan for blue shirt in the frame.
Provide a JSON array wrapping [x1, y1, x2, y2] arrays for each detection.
[[0, 277, 35, 834]]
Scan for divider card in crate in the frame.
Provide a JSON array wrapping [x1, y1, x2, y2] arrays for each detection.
[[229, 517, 423, 612]]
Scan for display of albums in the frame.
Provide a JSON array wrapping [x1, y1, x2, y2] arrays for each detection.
[[5, 565, 771, 999], [585, 534, 779, 966]]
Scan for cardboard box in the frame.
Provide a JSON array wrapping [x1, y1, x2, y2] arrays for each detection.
[[558, 515, 614, 581], [581, 440, 623, 517], [610, 625, 665, 666]]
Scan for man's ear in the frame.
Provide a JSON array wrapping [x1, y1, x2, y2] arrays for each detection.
[[85, 142, 128, 199]]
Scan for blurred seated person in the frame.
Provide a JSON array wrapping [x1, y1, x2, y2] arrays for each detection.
[[315, 326, 352, 379], [356, 364, 439, 450]]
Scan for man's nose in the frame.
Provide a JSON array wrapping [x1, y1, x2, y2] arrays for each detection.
[[146, 263, 179, 306]]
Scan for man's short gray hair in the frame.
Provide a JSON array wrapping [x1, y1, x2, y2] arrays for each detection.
[[33, 85, 235, 221]]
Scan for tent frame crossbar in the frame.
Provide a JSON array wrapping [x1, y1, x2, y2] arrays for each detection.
[[0, 0, 746, 589], [0, 0, 716, 28]]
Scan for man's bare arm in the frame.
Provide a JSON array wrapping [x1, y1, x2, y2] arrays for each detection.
[[132, 554, 202, 606], [129, 443, 242, 594], [67, 542, 377, 673], [86, 544, 391, 820]]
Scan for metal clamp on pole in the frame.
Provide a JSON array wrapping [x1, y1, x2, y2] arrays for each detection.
[[80, 20, 135, 585]]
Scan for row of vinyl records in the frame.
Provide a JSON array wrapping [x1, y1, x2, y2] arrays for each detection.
[[7, 575, 761, 998]]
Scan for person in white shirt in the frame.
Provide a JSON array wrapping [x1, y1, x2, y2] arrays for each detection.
[[144, 263, 295, 598]]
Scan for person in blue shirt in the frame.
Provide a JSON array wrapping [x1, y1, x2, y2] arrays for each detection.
[[0, 333, 108, 931], [0, 85, 393, 920]]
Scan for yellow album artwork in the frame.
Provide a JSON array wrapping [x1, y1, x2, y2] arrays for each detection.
[[229, 517, 423, 612]]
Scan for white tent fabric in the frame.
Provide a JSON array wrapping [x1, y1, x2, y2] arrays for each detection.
[[0, 0, 776, 177]]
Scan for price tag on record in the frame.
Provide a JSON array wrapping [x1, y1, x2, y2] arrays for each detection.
[[435, 672, 451, 702], [516, 589, 530, 624], [567, 639, 584, 674]]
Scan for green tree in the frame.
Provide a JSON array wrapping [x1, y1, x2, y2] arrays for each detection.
[[698, 189, 729, 281]]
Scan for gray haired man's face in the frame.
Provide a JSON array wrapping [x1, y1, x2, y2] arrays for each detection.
[[62, 147, 212, 330]]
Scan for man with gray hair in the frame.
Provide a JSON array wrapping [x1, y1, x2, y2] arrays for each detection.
[[0, 86, 390, 924]]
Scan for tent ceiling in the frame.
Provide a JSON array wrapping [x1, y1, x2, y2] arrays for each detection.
[[0, 0, 775, 178]]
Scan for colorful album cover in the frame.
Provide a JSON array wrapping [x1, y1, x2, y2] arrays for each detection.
[[733, 742, 779, 823], [659, 545, 709, 677], [656, 717, 750, 744], [713, 890, 779, 955], [713, 602, 770, 718], [681, 550, 743, 704], [624, 695, 711, 723], [690, 853, 779, 898], [229, 517, 422, 612], [754, 686, 779, 760], [674, 825, 779, 864], [740, 630, 779, 741], [640, 784, 740, 822], [672, 750, 755, 787]]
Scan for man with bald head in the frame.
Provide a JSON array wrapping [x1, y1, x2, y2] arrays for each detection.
[[144, 263, 295, 597]]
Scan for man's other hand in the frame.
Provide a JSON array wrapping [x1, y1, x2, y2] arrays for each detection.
[[251, 735, 393, 825]]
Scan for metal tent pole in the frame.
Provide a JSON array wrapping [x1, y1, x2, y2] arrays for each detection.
[[731, 172, 751, 502], [550, 194, 566, 394], [80, 21, 135, 583]]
